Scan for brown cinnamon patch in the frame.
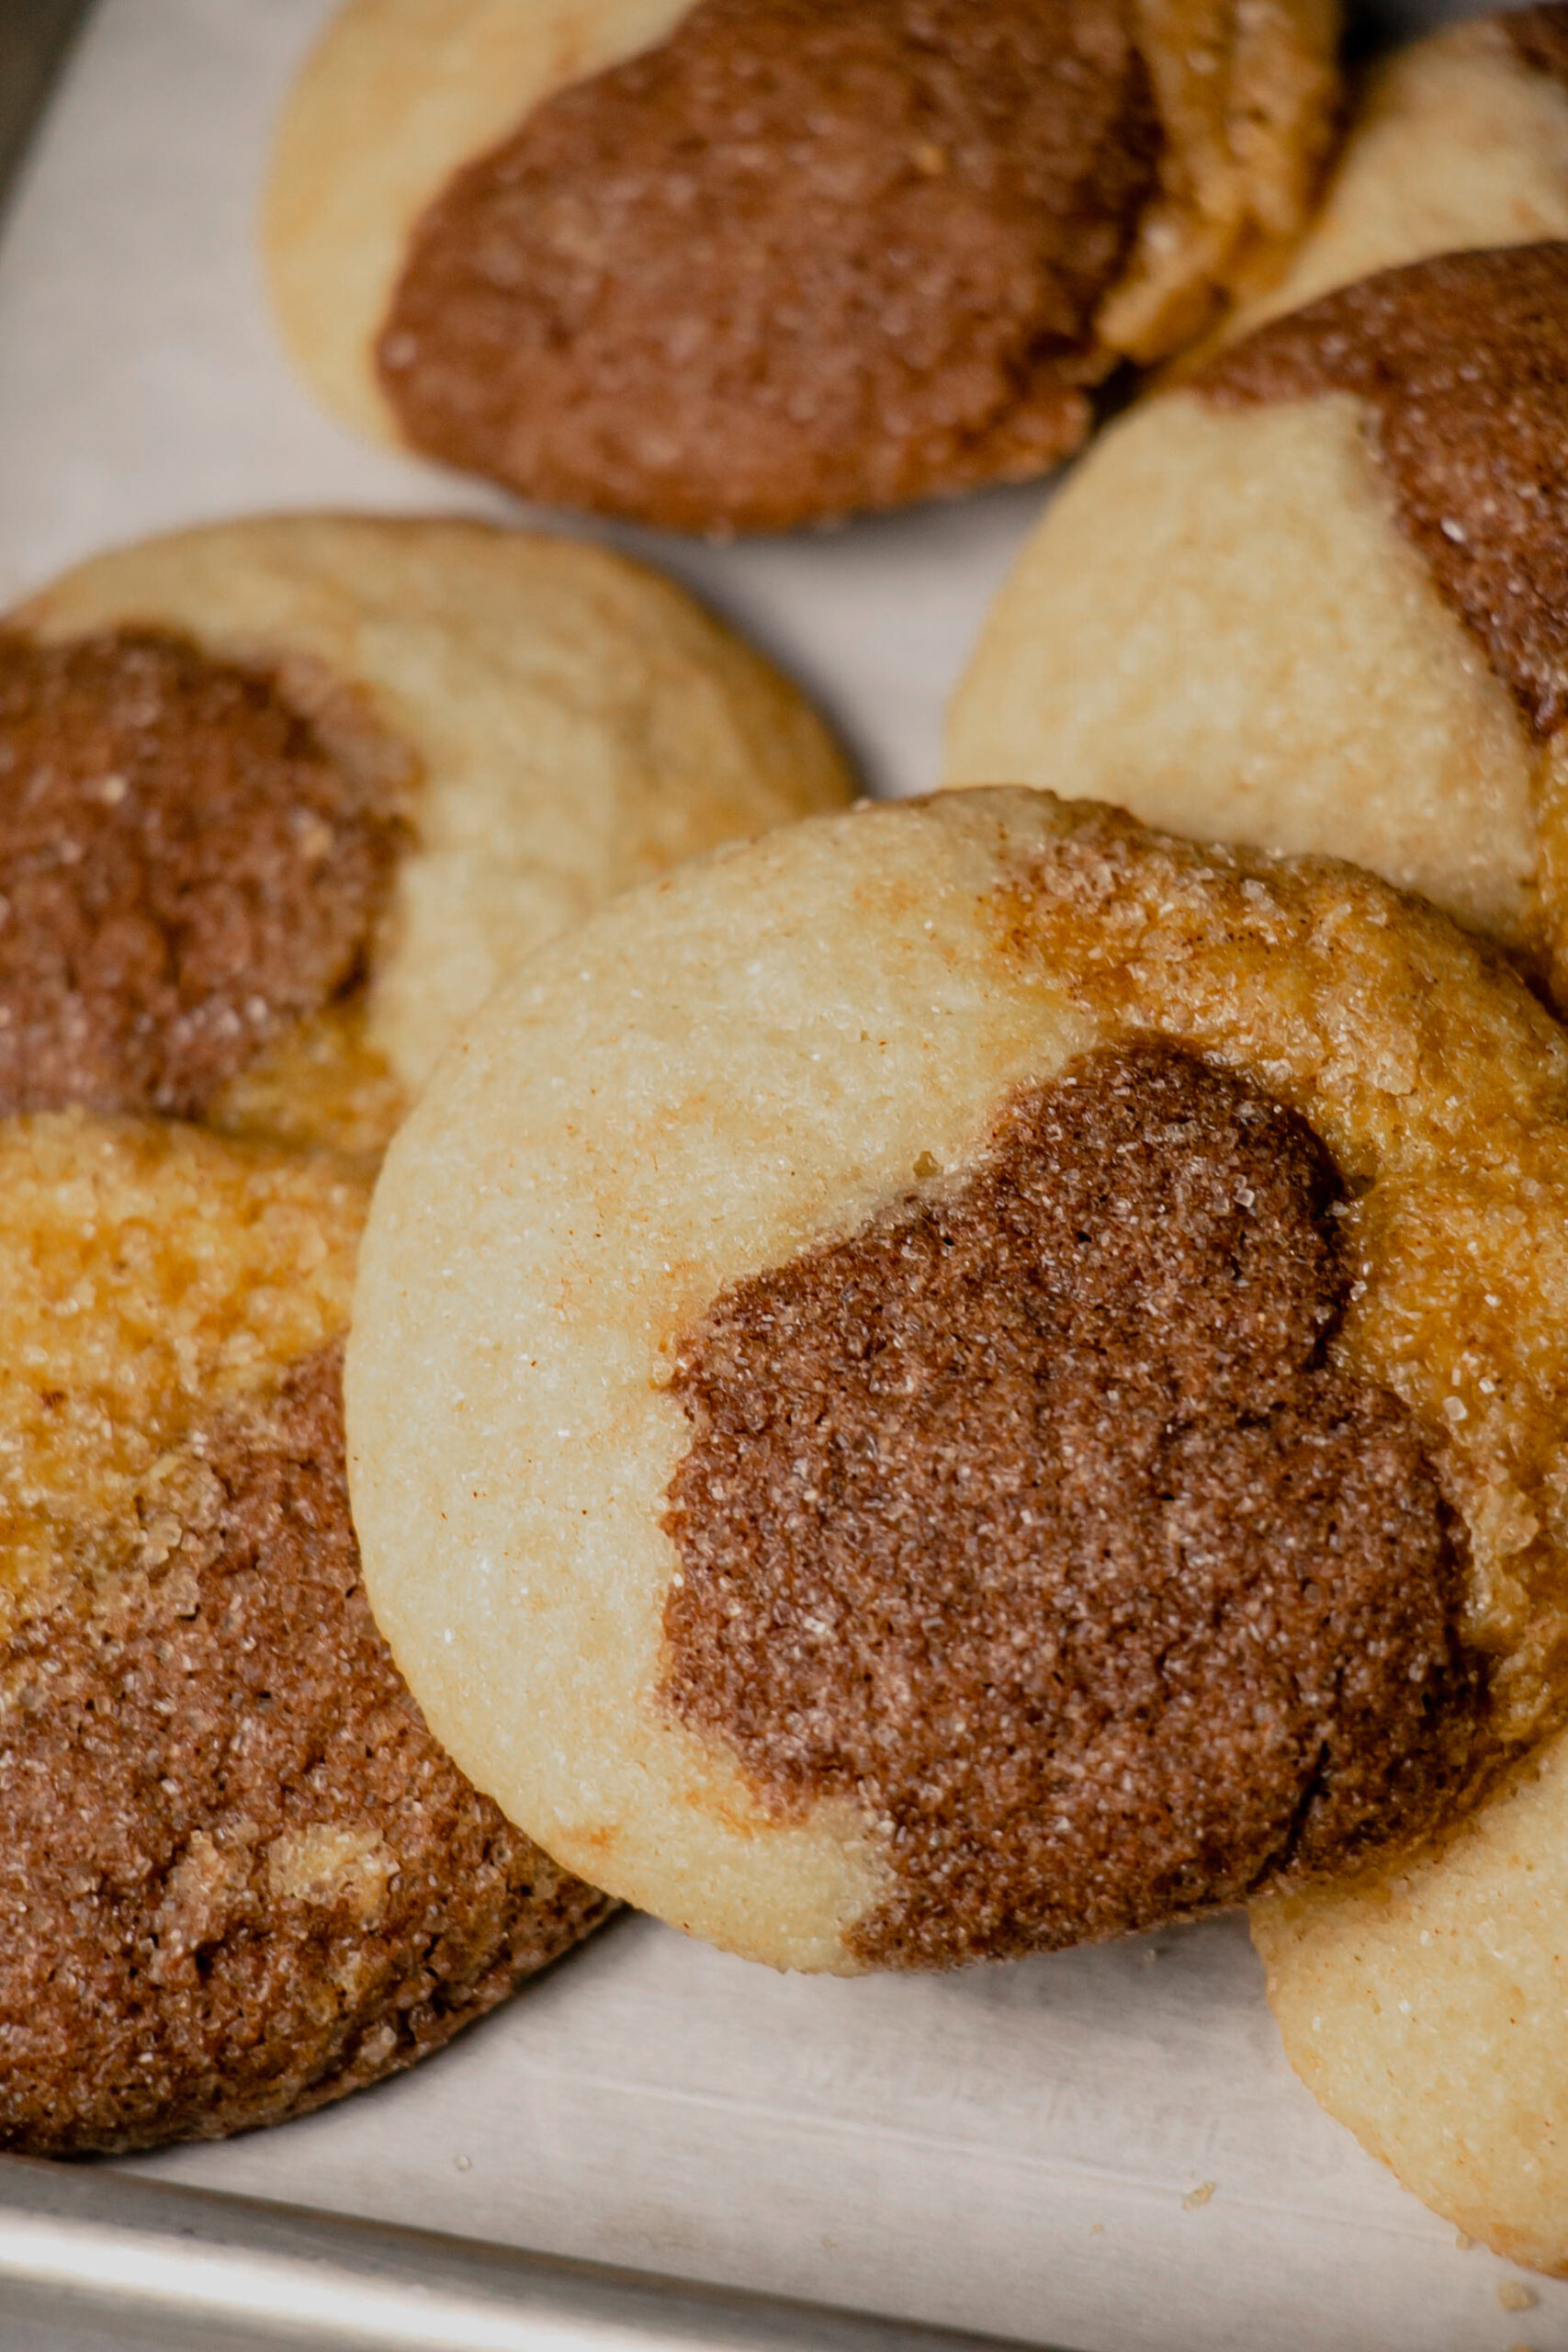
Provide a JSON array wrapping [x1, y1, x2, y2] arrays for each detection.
[[378, 0, 1159, 531], [662, 1044, 1477, 1968], [0, 628, 402, 1117], [1200, 244, 1568, 740], [1505, 4, 1568, 90], [0, 1344, 611, 2154]]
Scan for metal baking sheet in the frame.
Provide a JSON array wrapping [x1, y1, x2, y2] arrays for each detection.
[[0, 2154, 1021, 2351], [0, 2, 1565, 2346]]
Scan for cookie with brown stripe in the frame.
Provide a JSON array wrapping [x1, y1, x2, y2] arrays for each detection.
[[0, 1119, 614, 2153], [265, 0, 1339, 532], [1221, 3, 1568, 345], [6, 512, 852, 1148], [347, 788, 1568, 1977], [948, 244, 1568, 998]]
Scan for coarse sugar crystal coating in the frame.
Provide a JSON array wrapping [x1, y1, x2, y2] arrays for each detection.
[[378, 0, 1159, 530], [345, 791, 1568, 1973], [274, 0, 1340, 508], [0, 517, 825, 2146], [1199, 243, 1568, 741], [0, 628, 400, 1121], [0, 1115, 368, 1634], [255, 0, 1339, 526], [994, 803, 1568, 1749], [11, 514, 856, 1143], [947, 245, 1568, 996], [0, 1340, 612, 2154], [0, 1119, 614, 2152], [664, 1042, 1476, 1966]]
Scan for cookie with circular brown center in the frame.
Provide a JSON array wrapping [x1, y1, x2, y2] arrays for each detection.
[[1221, 4, 1568, 345], [947, 243, 1568, 999], [265, 0, 1339, 533], [347, 787, 1568, 1975], [7, 513, 852, 1150], [0, 1115, 614, 2153]]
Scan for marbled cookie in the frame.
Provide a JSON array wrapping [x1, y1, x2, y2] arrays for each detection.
[[1221, 3, 1568, 344], [0, 508, 849, 2148], [347, 790, 1568, 1973], [948, 245, 1568, 997], [7, 513, 852, 1149], [0, 1117, 612, 2153], [266, 0, 1339, 532]]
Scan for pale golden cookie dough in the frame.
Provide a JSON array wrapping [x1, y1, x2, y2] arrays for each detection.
[[347, 789, 1568, 1975], [946, 243, 1568, 993], [0, 1115, 612, 2154], [1223, 4, 1568, 343], [1254, 1729, 1568, 2278], [265, 0, 1338, 530], [10, 514, 852, 1147]]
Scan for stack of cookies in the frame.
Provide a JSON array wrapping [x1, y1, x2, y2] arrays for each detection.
[[9, 0, 1568, 2297]]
